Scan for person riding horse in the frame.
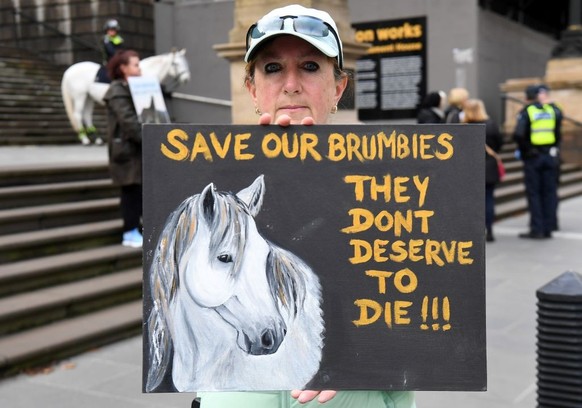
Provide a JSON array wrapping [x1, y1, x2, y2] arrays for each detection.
[[96, 19, 124, 83]]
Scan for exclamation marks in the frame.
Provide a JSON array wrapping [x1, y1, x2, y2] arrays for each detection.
[[420, 296, 451, 331]]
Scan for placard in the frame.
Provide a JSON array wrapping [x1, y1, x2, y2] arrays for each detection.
[[142, 124, 486, 393], [127, 76, 170, 124]]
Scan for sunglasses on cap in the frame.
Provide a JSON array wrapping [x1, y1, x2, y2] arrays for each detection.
[[245, 15, 343, 68]]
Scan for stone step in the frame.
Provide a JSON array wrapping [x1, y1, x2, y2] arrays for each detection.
[[0, 267, 142, 336], [0, 110, 103, 119], [496, 182, 582, 220], [0, 197, 120, 236], [495, 169, 582, 205], [0, 67, 64, 81], [0, 93, 63, 101], [0, 99, 71, 108], [0, 218, 124, 264], [0, 244, 142, 297], [0, 85, 62, 96], [0, 127, 78, 137], [0, 178, 115, 210], [0, 119, 77, 128], [0, 135, 82, 145], [0, 300, 142, 378], [0, 162, 109, 188]]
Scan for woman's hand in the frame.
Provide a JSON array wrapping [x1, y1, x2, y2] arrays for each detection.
[[258, 113, 315, 126], [291, 390, 337, 404]]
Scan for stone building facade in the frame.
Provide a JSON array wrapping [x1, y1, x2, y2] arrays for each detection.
[[0, 0, 154, 66]]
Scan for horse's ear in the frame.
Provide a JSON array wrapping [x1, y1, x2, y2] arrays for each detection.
[[199, 182, 216, 223], [179, 48, 186, 55], [237, 175, 265, 217]]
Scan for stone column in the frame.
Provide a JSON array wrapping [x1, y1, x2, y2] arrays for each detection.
[[214, 0, 368, 124]]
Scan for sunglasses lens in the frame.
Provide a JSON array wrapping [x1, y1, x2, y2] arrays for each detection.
[[294, 16, 329, 37], [253, 16, 330, 39], [253, 18, 284, 38]]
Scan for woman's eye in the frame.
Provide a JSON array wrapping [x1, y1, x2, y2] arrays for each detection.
[[217, 254, 233, 263], [303, 61, 319, 72], [264, 62, 281, 73]]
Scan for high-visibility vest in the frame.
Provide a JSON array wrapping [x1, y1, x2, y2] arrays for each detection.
[[526, 104, 556, 145]]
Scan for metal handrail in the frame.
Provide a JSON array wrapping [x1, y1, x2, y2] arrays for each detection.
[[172, 92, 232, 107], [501, 93, 582, 128]]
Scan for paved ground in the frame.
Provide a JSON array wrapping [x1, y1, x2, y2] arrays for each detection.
[[1, 144, 581, 407]]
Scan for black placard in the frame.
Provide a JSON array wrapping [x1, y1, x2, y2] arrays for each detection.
[[142, 124, 486, 393]]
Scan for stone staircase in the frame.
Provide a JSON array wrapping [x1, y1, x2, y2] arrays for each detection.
[[0, 47, 141, 378], [0, 162, 143, 378], [0, 46, 107, 145], [494, 139, 582, 220]]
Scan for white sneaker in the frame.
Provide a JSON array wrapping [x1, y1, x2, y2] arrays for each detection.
[[79, 134, 90, 145], [122, 228, 143, 248]]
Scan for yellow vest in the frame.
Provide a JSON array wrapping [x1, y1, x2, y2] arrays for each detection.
[[526, 104, 556, 145]]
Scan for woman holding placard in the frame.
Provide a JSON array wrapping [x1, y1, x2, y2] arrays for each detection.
[[196, 4, 416, 408], [103, 50, 144, 248]]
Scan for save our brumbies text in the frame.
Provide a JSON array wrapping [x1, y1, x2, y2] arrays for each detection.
[[160, 129, 454, 162]]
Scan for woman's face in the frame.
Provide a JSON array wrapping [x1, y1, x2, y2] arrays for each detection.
[[121, 56, 141, 79], [247, 36, 347, 125]]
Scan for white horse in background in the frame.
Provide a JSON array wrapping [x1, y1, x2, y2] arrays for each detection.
[[145, 175, 324, 392], [61, 49, 190, 145]]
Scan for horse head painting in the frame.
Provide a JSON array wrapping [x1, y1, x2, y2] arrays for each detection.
[[61, 49, 190, 145], [145, 175, 324, 392]]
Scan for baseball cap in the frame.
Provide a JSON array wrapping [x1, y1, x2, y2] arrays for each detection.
[[244, 4, 343, 69]]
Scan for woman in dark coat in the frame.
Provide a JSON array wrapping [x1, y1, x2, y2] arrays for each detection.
[[417, 90, 446, 123], [463, 98, 504, 242], [103, 49, 143, 248]]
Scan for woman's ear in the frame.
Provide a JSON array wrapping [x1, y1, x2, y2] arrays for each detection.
[[335, 75, 348, 105], [246, 78, 258, 105]]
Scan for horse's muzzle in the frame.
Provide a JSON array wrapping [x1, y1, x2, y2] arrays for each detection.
[[243, 326, 287, 355]]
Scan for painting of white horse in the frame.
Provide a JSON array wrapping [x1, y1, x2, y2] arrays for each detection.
[[145, 175, 324, 392], [61, 49, 190, 145]]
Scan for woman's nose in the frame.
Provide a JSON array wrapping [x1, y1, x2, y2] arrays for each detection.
[[282, 70, 301, 94]]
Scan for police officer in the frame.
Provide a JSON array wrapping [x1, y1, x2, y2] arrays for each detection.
[[513, 84, 562, 239], [96, 19, 124, 83]]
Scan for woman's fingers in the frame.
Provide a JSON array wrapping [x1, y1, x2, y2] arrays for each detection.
[[258, 112, 272, 125], [317, 390, 337, 403], [290, 390, 337, 404], [257, 113, 316, 126]]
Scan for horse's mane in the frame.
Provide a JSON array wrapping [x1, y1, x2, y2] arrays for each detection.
[[146, 185, 321, 392], [146, 189, 258, 391]]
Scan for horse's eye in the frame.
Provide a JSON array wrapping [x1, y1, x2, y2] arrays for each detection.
[[217, 254, 233, 263]]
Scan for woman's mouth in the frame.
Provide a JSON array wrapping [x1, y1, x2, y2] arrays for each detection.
[[279, 105, 307, 112]]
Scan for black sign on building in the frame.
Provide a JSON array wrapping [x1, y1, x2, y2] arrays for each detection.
[[353, 17, 427, 121]]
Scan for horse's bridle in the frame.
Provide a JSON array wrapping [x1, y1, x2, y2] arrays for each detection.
[[163, 53, 188, 93]]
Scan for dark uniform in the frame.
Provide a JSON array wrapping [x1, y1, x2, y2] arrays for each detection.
[[96, 19, 124, 83], [513, 85, 562, 239]]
